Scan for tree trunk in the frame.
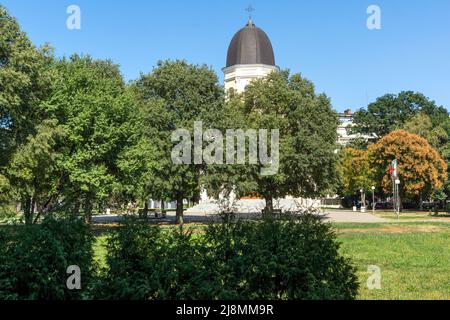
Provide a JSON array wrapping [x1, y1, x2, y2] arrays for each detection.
[[23, 196, 33, 225], [265, 195, 274, 215], [143, 199, 149, 219], [160, 200, 165, 218], [176, 195, 184, 225], [84, 197, 93, 224], [74, 201, 81, 215], [362, 192, 366, 209], [398, 192, 403, 212], [419, 194, 423, 211]]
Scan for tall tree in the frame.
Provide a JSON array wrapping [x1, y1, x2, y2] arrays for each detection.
[[133, 60, 223, 224], [352, 91, 448, 138], [403, 112, 449, 149], [0, 5, 54, 197], [116, 97, 167, 217], [44, 55, 136, 222], [7, 120, 64, 224], [209, 71, 339, 213], [369, 130, 448, 205]]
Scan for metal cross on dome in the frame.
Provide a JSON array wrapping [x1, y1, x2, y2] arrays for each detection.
[[246, 4, 255, 19]]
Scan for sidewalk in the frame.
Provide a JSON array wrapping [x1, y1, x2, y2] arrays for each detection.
[[93, 208, 386, 224], [324, 209, 386, 223]]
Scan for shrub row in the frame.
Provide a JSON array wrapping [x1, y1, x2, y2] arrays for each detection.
[[93, 215, 359, 300], [0, 215, 359, 300], [0, 217, 94, 300]]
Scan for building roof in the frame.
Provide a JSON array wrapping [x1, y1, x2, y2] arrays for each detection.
[[226, 19, 276, 68]]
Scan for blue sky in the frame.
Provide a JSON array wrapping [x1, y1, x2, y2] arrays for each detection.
[[3, 0, 450, 112]]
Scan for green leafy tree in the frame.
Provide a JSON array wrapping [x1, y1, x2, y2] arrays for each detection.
[[352, 91, 448, 138], [116, 97, 167, 217], [0, 174, 10, 204], [0, 6, 55, 215], [7, 120, 63, 224], [0, 5, 54, 168], [338, 148, 376, 197], [345, 137, 371, 151], [211, 71, 339, 212], [45, 55, 136, 222], [133, 60, 223, 223], [403, 113, 449, 148]]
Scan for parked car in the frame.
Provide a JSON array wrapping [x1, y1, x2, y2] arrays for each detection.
[[422, 202, 434, 210], [375, 202, 386, 210], [384, 202, 394, 209], [402, 202, 417, 210]]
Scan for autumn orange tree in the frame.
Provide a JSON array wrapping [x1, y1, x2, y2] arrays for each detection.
[[369, 130, 448, 204]]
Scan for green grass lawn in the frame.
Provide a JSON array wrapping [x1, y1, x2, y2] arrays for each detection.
[[336, 222, 450, 300], [93, 235, 108, 268], [373, 210, 450, 221]]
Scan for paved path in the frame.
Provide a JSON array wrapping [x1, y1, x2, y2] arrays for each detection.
[[323, 209, 386, 223]]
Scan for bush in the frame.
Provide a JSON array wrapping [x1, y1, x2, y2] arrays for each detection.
[[93, 219, 215, 299], [0, 204, 21, 224], [205, 214, 359, 299], [0, 217, 94, 300], [94, 215, 359, 300]]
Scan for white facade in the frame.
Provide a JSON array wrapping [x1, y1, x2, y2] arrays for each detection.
[[337, 113, 357, 146], [223, 64, 280, 93], [337, 110, 374, 146]]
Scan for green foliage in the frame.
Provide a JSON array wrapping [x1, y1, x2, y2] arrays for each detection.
[[345, 137, 370, 151], [0, 5, 57, 219], [0, 5, 55, 167], [208, 71, 339, 210], [0, 174, 10, 203], [337, 148, 376, 197], [93, 219, 210, 300], [403, 113, 450, 149], [130, 60, 224, 223], [0, 204, 19, 224], [94, 216, 359, 300], [204, 216, 359, 300], [0, 217, 94, 300], [43, 55, 137, 221], [1, 8, 137, 222], [7, 120, 64, 224], [352, 91, 448, 138]]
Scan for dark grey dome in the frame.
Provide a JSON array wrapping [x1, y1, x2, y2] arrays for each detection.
[[226, 20, 275, 67]]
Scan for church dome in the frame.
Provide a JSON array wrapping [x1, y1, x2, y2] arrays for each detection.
[[226, 20, 276, 68]]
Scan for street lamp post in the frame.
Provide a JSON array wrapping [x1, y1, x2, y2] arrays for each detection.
[[372, 186, 376, 215], [395, 179, 401, 219]]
